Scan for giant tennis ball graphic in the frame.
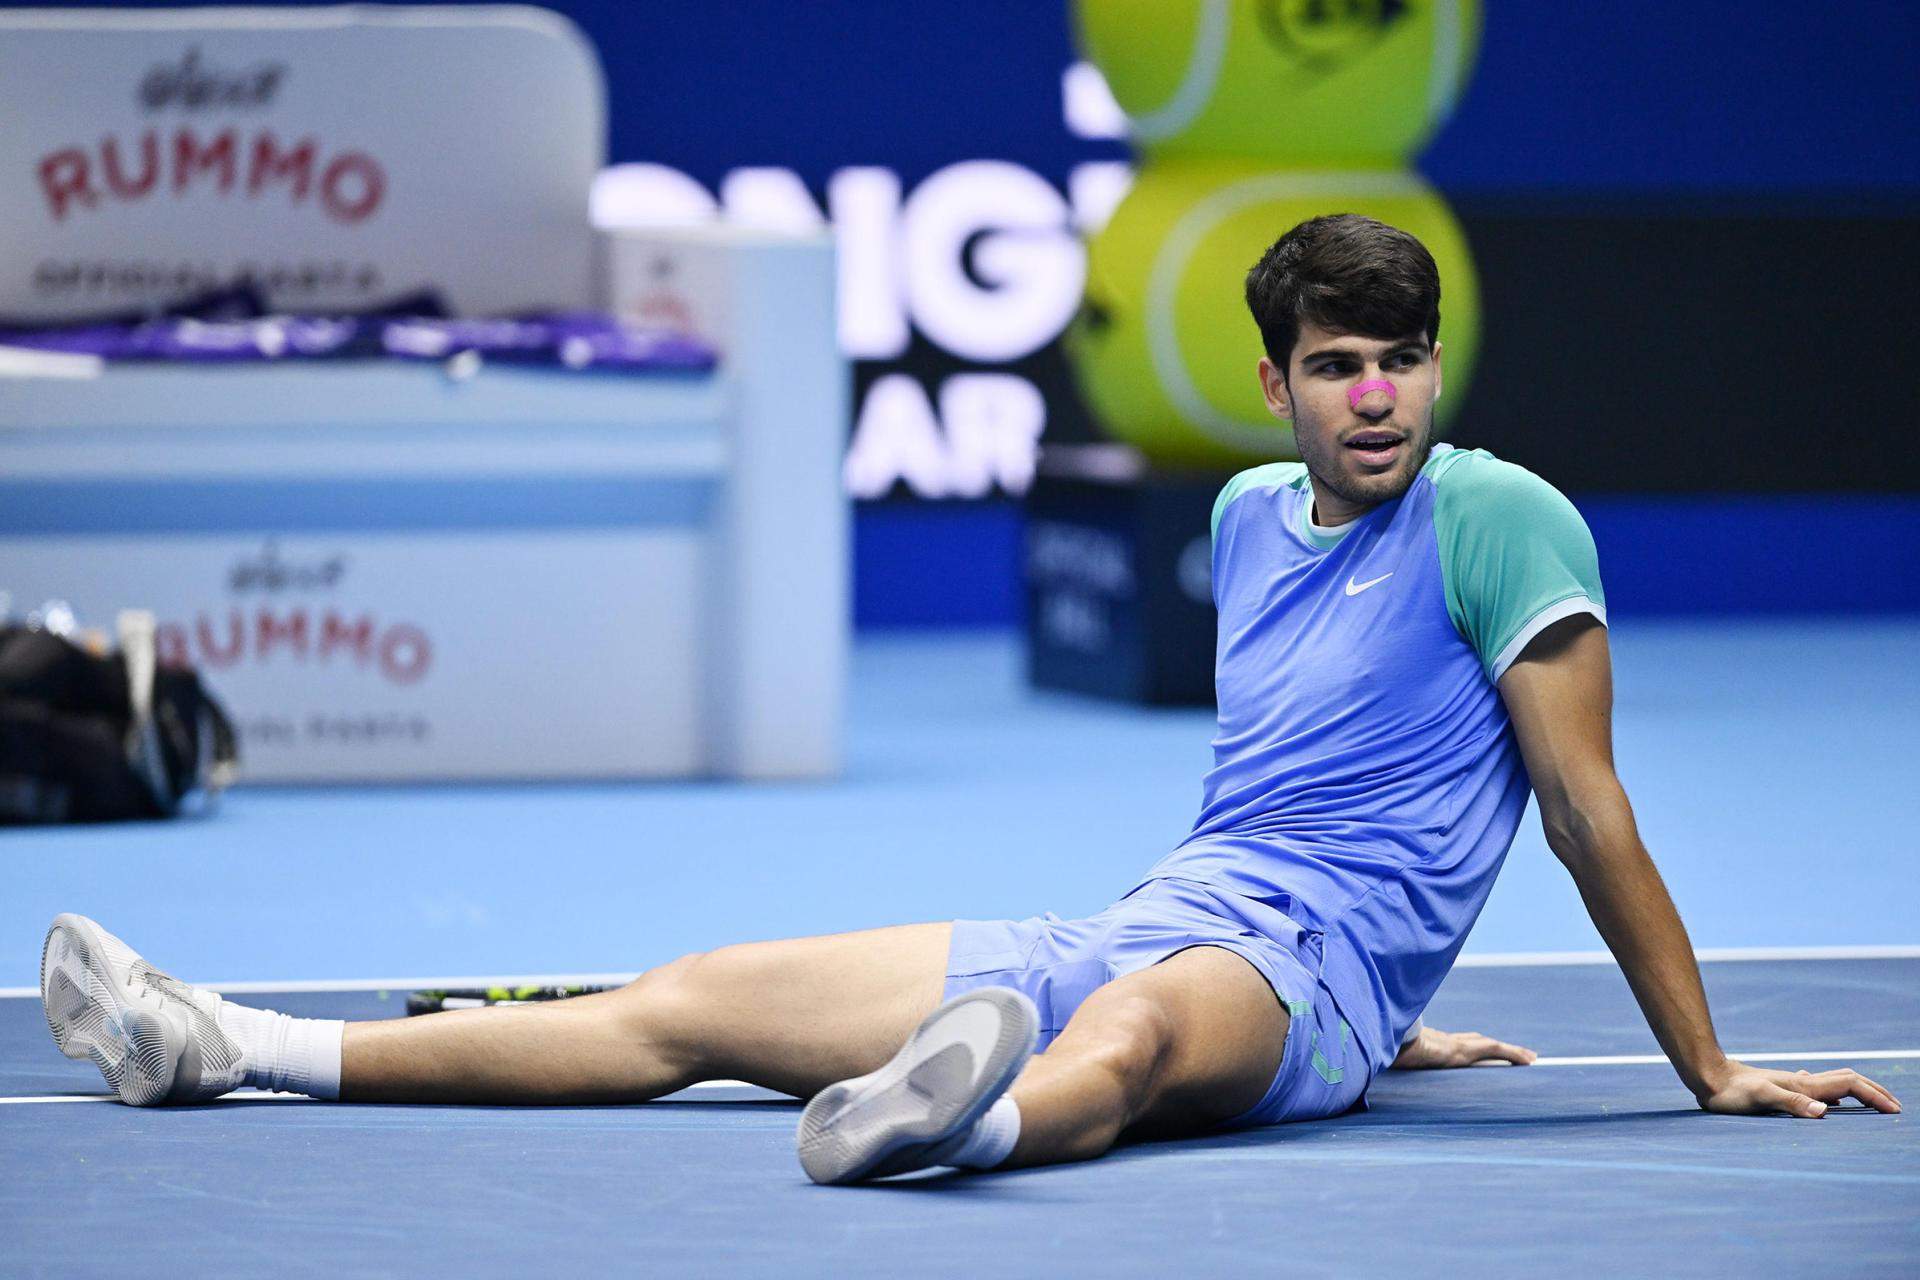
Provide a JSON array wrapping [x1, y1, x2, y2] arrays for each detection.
[[1075, 0, 1481, 166], [1068, 162, 1480, 468]]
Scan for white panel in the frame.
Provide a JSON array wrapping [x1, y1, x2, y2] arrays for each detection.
[[601, 228, 850, 779], [0, 532, 705, 782], [708, 233, 849, 779]]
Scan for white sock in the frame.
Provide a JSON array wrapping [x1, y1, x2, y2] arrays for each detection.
[[216, 999, 345, 1100], [939, 1096, 1021, 1169]]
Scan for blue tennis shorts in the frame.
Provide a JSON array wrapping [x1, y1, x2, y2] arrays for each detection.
[[942, 876, 1371, 1128]]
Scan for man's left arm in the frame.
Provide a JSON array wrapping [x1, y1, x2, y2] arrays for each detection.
[[1497, 614, 1901, 1117]]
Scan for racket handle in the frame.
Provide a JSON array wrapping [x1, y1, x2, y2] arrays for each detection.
[[404, 984, 615, 1016]]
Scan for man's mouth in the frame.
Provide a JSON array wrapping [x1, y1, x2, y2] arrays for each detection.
[[1344, 431, 1404, 467]]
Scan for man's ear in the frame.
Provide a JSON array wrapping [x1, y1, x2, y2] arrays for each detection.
[[1258, 356, 1294, 420], [1430, 340, 1444, 403]]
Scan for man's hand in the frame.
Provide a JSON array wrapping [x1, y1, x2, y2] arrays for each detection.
[[1392, 1024, 1537, 1070], [1696, 1060, 1903, 1118]]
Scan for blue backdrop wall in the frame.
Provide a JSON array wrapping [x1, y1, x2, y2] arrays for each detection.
[[567, 1, 1920, 197]]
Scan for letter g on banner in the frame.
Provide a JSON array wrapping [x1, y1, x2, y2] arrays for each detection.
[[902, 160, 1085, 363]]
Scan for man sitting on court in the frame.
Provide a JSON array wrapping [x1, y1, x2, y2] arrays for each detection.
[[39, 214, 1900, 1183]]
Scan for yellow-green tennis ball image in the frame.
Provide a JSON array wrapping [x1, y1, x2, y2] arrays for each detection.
[[1075, 0, 1480, 166], [1068, 162, 1480, 469]]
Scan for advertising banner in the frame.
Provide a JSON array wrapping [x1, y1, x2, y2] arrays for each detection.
[[0, 6, 604, 320], [0, 531, 707, 782]]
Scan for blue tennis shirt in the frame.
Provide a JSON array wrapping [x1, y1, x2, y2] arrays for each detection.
[[1137, 443, 1607, 1075]]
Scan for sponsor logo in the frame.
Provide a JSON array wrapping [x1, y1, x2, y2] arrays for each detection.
[[155, 609, 432, 686], [1256, 0, 1411, 75], [36, 128, 387, 225], [1345, 571, 1394, 596], [1029, 520, 1134, 653], [139, 46, 287, 113], [244, 713, 432, 746], [624, 252, 700, 334], [1027, 521, 1135, 595], [227, 543, 348, 594], [30, 257, 384, 303]]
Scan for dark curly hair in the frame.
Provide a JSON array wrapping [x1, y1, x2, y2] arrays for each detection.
[[1244, 214, 1442, 377]]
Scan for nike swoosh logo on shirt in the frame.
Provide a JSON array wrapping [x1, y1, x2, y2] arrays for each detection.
[[1345, 572, 1394, 596]]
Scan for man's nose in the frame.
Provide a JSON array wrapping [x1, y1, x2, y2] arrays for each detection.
[[1348, 377, 1397, 418]]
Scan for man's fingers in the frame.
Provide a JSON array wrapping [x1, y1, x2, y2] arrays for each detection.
[[1413, 1028, 1539, 1069], [1706, 1065, 1905, 1118], [1478, 1037, 1536, 1066], [1836, 1069, 1901, 1112], [1760, 1083, 1827, 1118], [1780, 1069, 1904, 1113], [1856, 1072, 1902, 1111], [1453, 1032, 1536, 1067]]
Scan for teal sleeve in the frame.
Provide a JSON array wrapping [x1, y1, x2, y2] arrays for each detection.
[[1432, 454, 1607, 682]]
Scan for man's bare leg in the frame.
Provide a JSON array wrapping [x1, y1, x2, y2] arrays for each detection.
[[398, 934, 1290, 1173], [340, 923, 953, 1104], [47, 909, 1290, 1177], [1001, 945, 1288, 1166]]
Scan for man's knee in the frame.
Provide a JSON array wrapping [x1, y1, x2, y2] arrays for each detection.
[[623, 949, 709, 995], [611, 951, 711, 1058], [1062, 992, 1179, 1122]]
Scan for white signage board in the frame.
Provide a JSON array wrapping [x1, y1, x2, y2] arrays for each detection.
[[0, 532, 706, 782], [0, 6, 604, 321]]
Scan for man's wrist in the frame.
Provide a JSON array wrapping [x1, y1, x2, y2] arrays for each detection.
[[1683, 1049, 1735, 1100]]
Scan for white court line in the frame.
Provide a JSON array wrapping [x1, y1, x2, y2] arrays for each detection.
[[0, 1093, 306, 1106], [1453, 945, 1920, 968], [4, 945, 1917, 1000], [1531, 1048, 1920, 1067], [0, 1079, 765, 1106], [6, 1051, 1917, 1106], [0, 974, 643, 999]]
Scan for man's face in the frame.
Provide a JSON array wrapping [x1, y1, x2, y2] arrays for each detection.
[[1256, 319, 1444, 521]]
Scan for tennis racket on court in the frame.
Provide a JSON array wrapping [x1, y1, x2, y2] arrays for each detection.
[[405, 984, 615, 1016]]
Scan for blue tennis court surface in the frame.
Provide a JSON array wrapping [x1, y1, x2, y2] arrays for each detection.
[[4, 962, 1914, 1277], [3, 621, 1917, 1276]]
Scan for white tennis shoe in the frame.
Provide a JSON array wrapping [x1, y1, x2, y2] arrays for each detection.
[[797, 986, 1039, 1185], [40, 913, 247, 1106]]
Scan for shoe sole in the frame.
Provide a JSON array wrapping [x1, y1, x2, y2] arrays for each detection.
[[796, 987, 1038, 1185], [40, 914, 178, 1107]]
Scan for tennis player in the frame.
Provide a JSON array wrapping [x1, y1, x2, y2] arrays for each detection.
[[40, 214, 1900, 1183]]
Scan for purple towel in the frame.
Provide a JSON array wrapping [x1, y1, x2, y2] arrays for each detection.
[[2, 311, 715, 373]]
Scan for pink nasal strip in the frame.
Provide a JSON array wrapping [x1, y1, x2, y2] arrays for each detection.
[[1348, 379, 1396, 408]]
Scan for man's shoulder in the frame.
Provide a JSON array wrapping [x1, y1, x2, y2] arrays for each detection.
[[1422, 444, 1606, 678], [1425, 445, 1580, 528], [1220, 460, 1309, 503], [1211, 461, 1307, 541], [1426, 443, 1540, 491]]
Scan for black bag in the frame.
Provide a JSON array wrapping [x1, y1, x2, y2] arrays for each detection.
[[0, 613, 237, 824]]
